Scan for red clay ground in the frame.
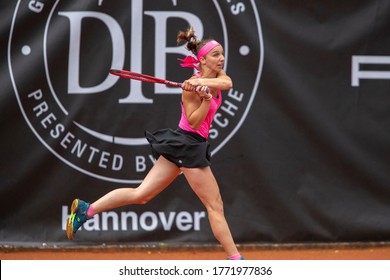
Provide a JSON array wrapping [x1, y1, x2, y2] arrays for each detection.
[[1, 243, 390, 260]]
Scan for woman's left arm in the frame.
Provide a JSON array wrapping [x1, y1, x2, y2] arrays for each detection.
[[188, 70, 233, 90]]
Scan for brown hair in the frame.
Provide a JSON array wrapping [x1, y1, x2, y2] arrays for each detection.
[[177, 27, 213, 56]]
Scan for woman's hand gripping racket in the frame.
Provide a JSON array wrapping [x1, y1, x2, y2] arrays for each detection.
[[109, 69, 210, 93]]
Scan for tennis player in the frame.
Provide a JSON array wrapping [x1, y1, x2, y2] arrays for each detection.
[[66, 27, 243, 260]]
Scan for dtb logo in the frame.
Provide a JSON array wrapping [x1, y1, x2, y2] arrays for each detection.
[[9, 0, 264, 184]]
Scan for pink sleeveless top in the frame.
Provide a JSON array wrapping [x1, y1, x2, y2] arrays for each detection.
[[178, 74, 222, 139]]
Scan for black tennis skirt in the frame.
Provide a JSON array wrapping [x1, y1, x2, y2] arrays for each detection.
[[145, 127, 211, 168]]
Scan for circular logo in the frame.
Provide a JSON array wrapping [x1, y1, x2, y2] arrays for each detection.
[[9, 0, 264, 184]]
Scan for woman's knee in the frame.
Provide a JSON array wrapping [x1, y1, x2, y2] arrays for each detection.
[[131, 188, 154, 205], [207, 198, 224, 214]]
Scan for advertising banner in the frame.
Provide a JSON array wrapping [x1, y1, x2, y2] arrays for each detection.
[[1, 0, 389, 245]]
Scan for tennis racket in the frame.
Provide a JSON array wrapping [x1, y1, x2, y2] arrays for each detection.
[[109, 69, 209, 93]]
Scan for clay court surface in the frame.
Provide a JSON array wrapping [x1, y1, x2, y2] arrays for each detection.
[[1, 243, 390, 260]]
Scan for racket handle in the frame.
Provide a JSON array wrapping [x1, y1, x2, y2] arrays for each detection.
[[178, 83, 210, 93], [196, 86, 210, 94]]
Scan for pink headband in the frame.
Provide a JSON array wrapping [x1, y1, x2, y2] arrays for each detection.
[[178, 40, 221, 70]]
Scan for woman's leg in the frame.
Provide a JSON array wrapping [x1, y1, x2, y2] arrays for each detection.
[[181, 166, 239, 257], [92, 156, 181, 213], [67, 156, 180, 240]]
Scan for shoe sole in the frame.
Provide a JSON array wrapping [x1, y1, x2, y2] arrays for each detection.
[[66, 199, 79, 240]]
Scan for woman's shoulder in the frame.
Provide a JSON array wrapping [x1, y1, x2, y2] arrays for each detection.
[[192, 72, 202, 78]]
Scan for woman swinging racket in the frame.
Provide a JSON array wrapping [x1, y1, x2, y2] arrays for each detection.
[[66, 27, 243, 260]]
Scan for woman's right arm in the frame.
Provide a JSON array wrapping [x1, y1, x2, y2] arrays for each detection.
[[181, 88, 212, 130]]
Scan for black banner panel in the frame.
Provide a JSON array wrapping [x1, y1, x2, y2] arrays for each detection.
[[1, 0, 390, 245]]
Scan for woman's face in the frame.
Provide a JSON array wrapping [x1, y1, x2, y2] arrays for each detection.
[[202, 46, 225, 73]]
